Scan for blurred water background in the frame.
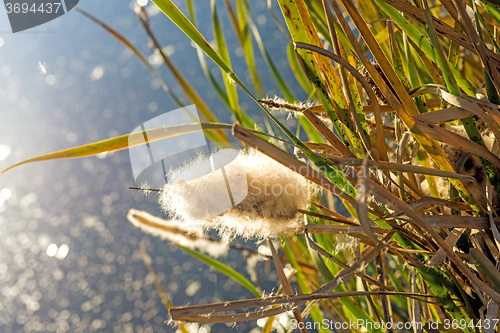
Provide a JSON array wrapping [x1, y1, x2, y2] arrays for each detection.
[[0, 1, 310, 332]]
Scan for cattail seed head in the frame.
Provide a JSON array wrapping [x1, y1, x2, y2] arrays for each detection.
[[160, 148, 315, 241], [127, 209, 228, 257], [258, 96, 312, 113]]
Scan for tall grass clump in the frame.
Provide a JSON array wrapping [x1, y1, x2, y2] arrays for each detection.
[[5, 0, 500, 331]]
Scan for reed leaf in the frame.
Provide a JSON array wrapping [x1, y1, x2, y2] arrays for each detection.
[[178, 245, 261, 298], [1, 123, 232, 174]]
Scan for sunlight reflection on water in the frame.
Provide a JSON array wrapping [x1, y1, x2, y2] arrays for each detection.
[[0, 0, 300, 331], [0, 145, 11, 161]]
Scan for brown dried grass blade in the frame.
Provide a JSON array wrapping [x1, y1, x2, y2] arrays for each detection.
[[428, 228, 466, 266], [453, 0, 500, 94], [422, 215, 500, 229], [412, 107, 475, 124], [301, 109, 355, 157], [356, 158, 377, 240], [333, 0, 482, 212], [313, 231, 392, 294], [415, 120, 500, 170], [382, 0, 500, 67], [320, 0, 377, 159], [438, 89, 500, 143], [298, 209, 360, 225], [232, 124, 356, 204], [310, 203, 359, 225], [365, 178, 500, 303], [295, 42, 387, 159], [362, 105, 395, 113], [268, 239, 308, 333], [303, 224, 387, 235], [321, 154, 475, 181], [140, 243, 190, 333], [302, 142, 339, 155], [169, 290, 431, 323], [140, 242, 175, 310], [304, 231, 392, 290], [383, 197, 472, 219], [486, 182, 500, 254]]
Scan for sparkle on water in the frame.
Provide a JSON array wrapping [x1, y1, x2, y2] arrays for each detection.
[[0, 0, 298, 331]]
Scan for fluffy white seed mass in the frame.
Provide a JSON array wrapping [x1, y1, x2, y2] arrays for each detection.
[[160, 148, 315, 240]]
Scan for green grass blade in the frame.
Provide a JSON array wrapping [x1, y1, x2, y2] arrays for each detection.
[[287, 43, 314, 93], [185, 0, 196, 26], [295, 0, 365, 157], [423, 0, 500, 202], [417, 266, 473, 333], [178, 245, 261, 297], [136, 8, 228, 143], [224, 0, 265, 97], [195, 47, 231, 107], [280, 237, 329, 333], [1, 123, 233, 174], [152, 0, 257, 128], [374, 0, 475, 96], [153, 0, 356, 199], [349, 0, 480, 212], [474, 3, 500, 104], [388, 23, 409, 90], [421, 0, 460, 96], [211, 0, 243, 119], [277, 0, 349, 147], [183, 0, 231, 107], [481, 0, 500, 25], [470, 248, 500, 290], [341, 297, 384, 333], [152, 0, 230, 73], [243, 0, 296, 102]]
